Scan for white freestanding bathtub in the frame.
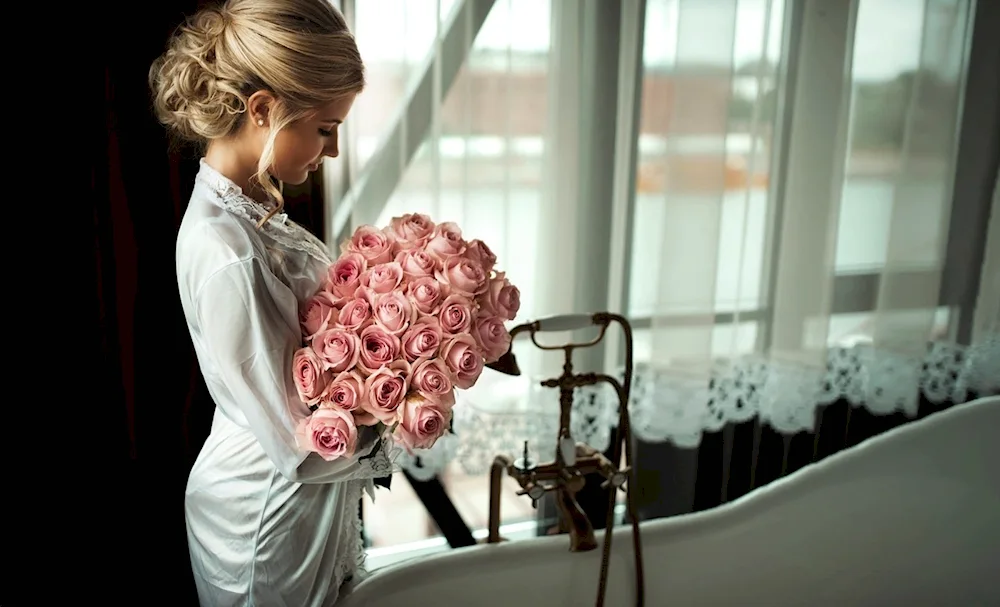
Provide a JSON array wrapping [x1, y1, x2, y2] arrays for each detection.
[[341, 396, 1000, 607]]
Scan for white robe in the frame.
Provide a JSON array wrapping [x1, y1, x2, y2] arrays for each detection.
[[177, 160, 398, 607]]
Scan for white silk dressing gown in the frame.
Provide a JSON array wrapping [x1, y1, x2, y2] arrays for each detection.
[[177, 160, 399, 607]]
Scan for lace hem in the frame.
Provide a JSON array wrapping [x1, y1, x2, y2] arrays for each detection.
[[337, 481, 367, 585], [397, 332, 999, 477], [334, 437, 401, 586]]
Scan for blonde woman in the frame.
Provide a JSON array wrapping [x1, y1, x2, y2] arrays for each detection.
[[149, 1, 396, 604]]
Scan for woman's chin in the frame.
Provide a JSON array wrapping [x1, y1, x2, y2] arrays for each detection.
[[278, 171, 310, 186]]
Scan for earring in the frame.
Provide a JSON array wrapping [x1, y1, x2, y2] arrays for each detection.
[[257, 118, 264, 127]]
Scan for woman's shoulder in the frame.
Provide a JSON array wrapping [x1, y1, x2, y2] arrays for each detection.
[[176, 183, 268, 300]]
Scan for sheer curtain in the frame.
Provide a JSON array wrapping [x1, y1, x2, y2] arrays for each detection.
[[629, 0, 997, 448], [371, 0, 997, 473]]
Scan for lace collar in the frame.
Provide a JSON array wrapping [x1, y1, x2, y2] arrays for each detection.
[[196, 159, 287, 221], [195, 159, 332, 264]]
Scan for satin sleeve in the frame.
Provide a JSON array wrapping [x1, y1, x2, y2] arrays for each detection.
[[195, 257, 396, 484]]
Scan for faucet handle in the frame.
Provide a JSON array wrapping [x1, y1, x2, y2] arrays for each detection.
[[513, 440, 536, 473], [600, 465, 631, 491], [559, 437, 577, 466], [517, 482, 547, 508]]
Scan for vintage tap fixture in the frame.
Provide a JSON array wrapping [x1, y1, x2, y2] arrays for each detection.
[[485, 312, 645, 607]]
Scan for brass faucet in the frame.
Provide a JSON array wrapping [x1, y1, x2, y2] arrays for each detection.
[[484, 312, 645, 607], [489, 439, 629, 551]]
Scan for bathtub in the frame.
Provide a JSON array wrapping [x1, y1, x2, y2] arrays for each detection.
[[341, 396, 1000, 607]]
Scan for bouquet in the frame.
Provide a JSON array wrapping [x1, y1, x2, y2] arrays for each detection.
[[293, 213, 520, 462]]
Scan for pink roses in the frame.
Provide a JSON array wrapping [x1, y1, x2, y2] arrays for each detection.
[[395, 392, 455, 452], [292, 214, 520, 459], [295, 407, 358, 461]]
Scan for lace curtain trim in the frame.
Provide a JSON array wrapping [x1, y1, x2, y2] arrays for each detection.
[[399, 332, 999, 479]]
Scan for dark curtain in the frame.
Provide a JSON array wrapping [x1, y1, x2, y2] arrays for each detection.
[[89, 4, 326, 603], [688, 392, 984, 514], [626, 385, 994, 525]]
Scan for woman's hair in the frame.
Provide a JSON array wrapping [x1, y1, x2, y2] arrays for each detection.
[[148, 0, 364, 226]]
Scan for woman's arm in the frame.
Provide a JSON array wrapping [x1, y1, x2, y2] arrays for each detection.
[[195, 256, 393, 484]]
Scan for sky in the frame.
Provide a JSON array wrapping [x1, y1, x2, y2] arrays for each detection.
[[352, 0, 936, 81]]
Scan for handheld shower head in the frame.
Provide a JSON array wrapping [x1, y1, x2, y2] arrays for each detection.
[[486, 350, 521, 376], [485, 321, 538, 377]]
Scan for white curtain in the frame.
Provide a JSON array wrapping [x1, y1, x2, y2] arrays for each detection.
[[332, 0, 998, 488]]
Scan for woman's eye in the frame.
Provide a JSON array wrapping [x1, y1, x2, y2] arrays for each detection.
[[319, 128, 333, 137]]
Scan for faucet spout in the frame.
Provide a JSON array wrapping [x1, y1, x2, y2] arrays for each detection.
[[555, 473, 598, 552], [487, 455, 513, 544]]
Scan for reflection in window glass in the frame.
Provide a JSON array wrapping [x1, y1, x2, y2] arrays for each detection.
[[351, 0, 462, 174]]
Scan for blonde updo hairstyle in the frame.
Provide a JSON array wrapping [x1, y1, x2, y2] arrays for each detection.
[[149, 0, 364, 227]]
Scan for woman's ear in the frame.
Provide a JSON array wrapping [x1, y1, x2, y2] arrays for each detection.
[[247, 90, 276, 127]]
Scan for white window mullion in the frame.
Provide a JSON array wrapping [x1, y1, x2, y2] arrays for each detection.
[[605, 0, 647, 372], [532, 0, 624, 375], [765, 0, 857, 357]]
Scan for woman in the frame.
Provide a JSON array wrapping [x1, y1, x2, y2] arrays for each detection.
[[148, 1, 396, 604]]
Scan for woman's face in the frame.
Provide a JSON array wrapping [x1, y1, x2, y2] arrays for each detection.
[[270, 94, 357, 185]]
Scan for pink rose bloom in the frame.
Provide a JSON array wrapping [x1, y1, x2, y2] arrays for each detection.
[[372, 291, 415, 335], [321, 370, 365, 414], [361, 360, 411, 426], [395, 391, 455, 453], [465, 239, 497, 276], [354, 285, 379, 308], [401, 316, 444, 362], [318, 282, 346, 308], [473, 315, 512, 364], [361, 261, 404, 295], [478, 272, 521, 321], [424, 222, 467, 263], [357, 324, 402, 375], [300, 291, 339, 341], [407, 276, 449, 315], [338, 297, 373, 332], [342, 225, 395, 265], [327, 252, 368, 300], [312, 327, 361, 373], [386, 213, 436, 251], [438, 294, 475, 336], [295, 407, 358, 461], [395, 248, 439, 281], [292, 347, 331, 405], [436, 255, 486, 298], [410, 356, 454, 397], [441, 334, 485, 389]]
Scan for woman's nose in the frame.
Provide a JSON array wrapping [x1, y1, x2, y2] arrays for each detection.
[[324, 139, 339, 159]]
